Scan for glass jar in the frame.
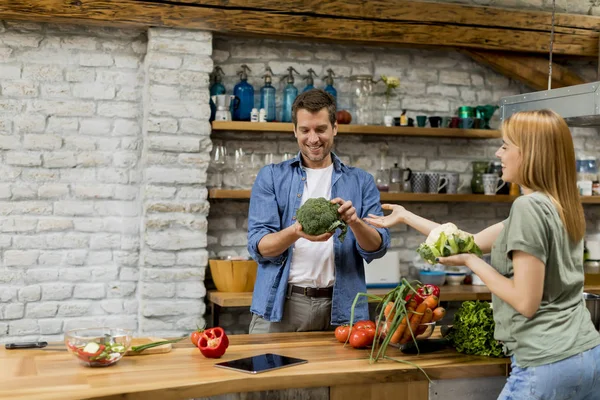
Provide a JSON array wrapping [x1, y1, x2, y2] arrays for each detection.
[[577, 156, 598, 182], [350, 75, 378, 125], [375, 168, 390, 192], [471, 161, 489, 194]]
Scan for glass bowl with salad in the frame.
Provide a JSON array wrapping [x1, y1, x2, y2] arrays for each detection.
[[65, 328, 132, 367]]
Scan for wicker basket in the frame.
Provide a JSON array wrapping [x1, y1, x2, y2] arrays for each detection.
[[209, 257, 258, 292]]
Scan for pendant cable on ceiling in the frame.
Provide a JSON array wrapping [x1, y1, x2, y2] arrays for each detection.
[[548, 0, 556, 90]]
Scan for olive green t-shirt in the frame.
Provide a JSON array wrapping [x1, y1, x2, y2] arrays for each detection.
[[491, 192, 600, 367]]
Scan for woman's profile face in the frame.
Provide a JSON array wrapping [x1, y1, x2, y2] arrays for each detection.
[[495, 136, 521, 184]]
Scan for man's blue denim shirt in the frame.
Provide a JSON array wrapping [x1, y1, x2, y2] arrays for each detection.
[[247, 152, 390, 325]]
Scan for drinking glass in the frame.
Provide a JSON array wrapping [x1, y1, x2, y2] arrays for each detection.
[[233, 148, 249, 189], [209, 143, 227, 188]]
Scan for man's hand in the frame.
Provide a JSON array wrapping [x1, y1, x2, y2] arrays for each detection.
[[331, 197, 358, 226], [294, 222, 333, 242]]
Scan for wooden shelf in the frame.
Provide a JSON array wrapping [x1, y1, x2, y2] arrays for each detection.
[[208, 189, 600, 204], [379, 193, 517, 203], [209, 189, 252, 199], [208, 285, 494, 308], [212, 121, 501, 139]]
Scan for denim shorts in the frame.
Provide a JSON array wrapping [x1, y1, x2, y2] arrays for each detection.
[[498, 344, 600, 400]]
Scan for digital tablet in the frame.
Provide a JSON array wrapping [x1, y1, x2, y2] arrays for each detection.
[[214, 353, 308, 374]]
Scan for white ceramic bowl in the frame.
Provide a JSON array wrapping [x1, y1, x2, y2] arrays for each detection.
[[445, 272, 466, 286]]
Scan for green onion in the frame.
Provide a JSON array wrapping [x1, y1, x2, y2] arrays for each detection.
[[130, 337, 186, 353], [349, 278, 431, 382]]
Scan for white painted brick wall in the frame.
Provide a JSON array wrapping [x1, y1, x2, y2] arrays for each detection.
[[0, 21, 210, 343], [136, 27, 211, 336]]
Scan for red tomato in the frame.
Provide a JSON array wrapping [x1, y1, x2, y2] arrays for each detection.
[[190, 330, 203, 346], [334, 325, 351, 343], [349, 329, 373, 349], [361, 326, 376, 343], [353, 320, 376, 330]]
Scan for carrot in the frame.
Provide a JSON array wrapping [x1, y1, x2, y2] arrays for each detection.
[[406, 297, 417, 310], [384, 301, 395, 320], [400, 301, 428, 344], [416, 308, 433, 335], [389, 307, 413, 344], [432, 307, 446, 322], [422, 295, 439, 310]]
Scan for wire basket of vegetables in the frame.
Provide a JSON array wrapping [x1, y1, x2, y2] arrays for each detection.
[[348, 279, 446, 380]]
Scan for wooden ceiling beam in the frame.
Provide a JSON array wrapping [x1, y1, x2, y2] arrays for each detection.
[[170, 0, 600, 35], [463, 50, 587, 91], [0, 0, 598, 57]]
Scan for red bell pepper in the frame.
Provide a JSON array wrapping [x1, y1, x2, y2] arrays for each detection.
[[418, 284, 440, 299], [405, 284, 441, 305], [198, 327, 229, 358]]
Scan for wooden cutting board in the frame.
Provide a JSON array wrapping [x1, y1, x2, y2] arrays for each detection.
[[125, 337, 173, 356]]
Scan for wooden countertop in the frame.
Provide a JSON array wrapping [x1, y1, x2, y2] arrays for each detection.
[[208, 284, 600, 308], [0, 332, 509, 400]]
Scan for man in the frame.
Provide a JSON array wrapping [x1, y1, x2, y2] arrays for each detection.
[[247, 89, 390, 333]]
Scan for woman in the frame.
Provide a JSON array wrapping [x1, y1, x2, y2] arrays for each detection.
[[365, 109, 600, 400]]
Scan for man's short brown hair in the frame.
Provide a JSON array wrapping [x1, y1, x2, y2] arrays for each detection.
[[292, 89, 337, 127]]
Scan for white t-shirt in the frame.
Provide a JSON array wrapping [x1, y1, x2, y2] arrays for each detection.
[[288, 164, 335, 288]]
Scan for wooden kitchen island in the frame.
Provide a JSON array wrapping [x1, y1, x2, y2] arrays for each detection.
[[0, 331, 509, 400]]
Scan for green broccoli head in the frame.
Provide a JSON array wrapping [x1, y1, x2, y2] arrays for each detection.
[[296, 197, 347, 242]]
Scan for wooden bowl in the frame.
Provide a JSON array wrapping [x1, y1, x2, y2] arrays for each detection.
[[209, 258, 258, 292]]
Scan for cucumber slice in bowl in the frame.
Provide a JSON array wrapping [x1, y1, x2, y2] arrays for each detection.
[[82, 342, 101, 355]]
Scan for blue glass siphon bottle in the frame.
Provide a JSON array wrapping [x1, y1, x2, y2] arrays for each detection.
[[323, 68, 337, 107], [233, 64, 254, 121], [259, 66, 277, 122], [302, 68, 317, 92], [281, 66, 300, 123]]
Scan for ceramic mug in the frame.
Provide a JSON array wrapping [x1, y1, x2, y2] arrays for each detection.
[[426, 172, 448, 194], [482, 173, 506, 195], [444, 172, 463, 194], [473, 118, 484, 129], [450, 117, 460, 128], [384, 115, 394, 127], [410, 172, 428, 193], [416, 115, 427, 128], [459, 117, 474, 129], [441, 116, 452, 128], [429, 116, 442, 128]]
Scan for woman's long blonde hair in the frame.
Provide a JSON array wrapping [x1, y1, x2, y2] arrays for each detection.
[[502, 109, 585, 243]]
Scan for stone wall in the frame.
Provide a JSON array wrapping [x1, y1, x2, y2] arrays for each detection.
[[0, 21, 212, 342]]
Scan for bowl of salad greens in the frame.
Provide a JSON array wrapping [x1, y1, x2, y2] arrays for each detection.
[[65, 328, 132, 367]]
